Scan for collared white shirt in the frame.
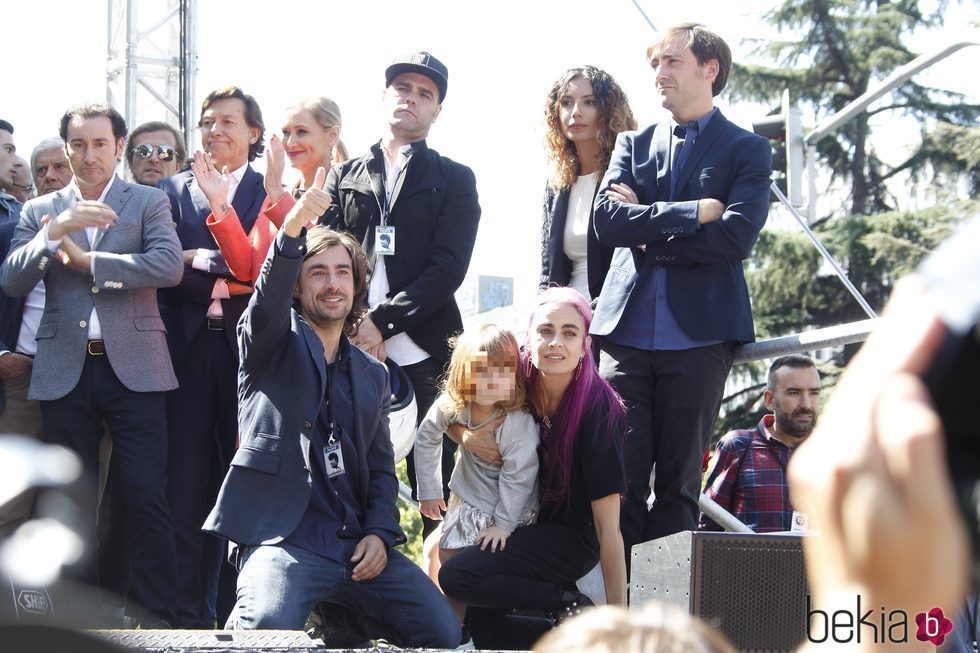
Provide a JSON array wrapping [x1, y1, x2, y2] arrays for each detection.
[[224, 162, 248, 205], [368, 143, 429, 366], [14, 282, 45, 356], [42, 174, 119, 341]]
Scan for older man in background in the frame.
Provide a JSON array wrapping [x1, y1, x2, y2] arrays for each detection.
[[126, 121, 185, 187], [31, 137, 74, 197]]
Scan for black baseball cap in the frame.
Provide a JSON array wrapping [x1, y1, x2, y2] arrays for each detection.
[[384, 51, 449, 103]]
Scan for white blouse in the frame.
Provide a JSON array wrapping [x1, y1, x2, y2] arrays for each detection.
[[562, 173, 598, 299]]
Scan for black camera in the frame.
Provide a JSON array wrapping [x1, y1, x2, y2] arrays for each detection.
[[919, 215, 980, 588]]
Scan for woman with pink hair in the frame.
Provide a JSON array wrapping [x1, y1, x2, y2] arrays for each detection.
[[440, 286, 627, 650]]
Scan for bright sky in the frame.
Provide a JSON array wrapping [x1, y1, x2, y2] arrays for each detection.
[[6, 1, 979, 312]]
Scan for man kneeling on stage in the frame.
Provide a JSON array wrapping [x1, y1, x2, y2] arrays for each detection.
[[202, 171, 460, 648]]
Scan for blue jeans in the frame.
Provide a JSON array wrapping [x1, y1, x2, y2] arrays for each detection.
[[232, 540, 459, 648]]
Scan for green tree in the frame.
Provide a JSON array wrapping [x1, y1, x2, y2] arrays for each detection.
[[708, 0, 979, 445], [730, 0, 979, 216], [396, 459, 424, 565], [716, 199, 978, 443], [747, 200, 976, 335]]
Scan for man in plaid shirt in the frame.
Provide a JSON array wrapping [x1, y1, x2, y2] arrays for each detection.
[[699, 355, 821, 533]]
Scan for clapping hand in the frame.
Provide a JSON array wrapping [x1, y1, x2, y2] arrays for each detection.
[[48, 202, 117, 241], [58, 232, 92, 272], [191, 151, 231, 212], [263, 134, 286, 205]]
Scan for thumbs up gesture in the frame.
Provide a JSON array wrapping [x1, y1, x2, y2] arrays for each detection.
[[282, 166, 332, 237]]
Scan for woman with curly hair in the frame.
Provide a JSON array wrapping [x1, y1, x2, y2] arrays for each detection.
[[540, 66, 636, 300]]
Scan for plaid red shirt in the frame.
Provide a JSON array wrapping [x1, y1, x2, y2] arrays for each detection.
[[698, 414, 796, 533]]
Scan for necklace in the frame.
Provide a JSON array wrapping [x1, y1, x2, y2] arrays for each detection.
[[541, 415, 552, 430]]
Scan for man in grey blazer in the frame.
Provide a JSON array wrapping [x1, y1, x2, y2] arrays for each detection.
[[203, 176, 458, 647], [0, 103, 183, 626]]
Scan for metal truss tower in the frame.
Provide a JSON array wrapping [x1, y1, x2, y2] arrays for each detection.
[[106, 0, 197, 163]]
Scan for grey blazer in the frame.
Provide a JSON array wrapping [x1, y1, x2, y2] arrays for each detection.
[[0, 176, 183, 400]]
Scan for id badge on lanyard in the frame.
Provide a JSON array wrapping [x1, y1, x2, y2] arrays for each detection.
[[324, 439, 345, 478], [378, 148, 412, 256]]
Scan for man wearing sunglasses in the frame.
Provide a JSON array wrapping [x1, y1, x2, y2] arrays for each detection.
[[126, 122, 185, 187]]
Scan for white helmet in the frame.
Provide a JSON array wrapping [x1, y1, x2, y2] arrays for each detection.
[[384, 360, 417, 463]]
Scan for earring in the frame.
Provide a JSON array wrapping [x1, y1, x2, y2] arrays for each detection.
[[574, 357, 583, 381]]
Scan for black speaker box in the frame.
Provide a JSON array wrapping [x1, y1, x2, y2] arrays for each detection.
[[630, 531, 809, 653]]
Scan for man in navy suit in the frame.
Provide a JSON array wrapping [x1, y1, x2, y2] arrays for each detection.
[[203, 182, 459, 648], [591, 23, 772, 565], [157, 86, 266, 627]]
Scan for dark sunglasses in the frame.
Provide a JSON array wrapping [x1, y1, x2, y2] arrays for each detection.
[[133, 143, 177, 162]]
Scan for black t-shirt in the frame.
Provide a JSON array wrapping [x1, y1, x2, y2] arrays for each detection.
[[538, 406, 626, 527]]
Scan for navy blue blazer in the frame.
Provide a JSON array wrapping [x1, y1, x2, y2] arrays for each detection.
[[203, 230, 403, 548], [0, 220, 26, 412], [591, 111, 771, 343], [157, 166, 266, 366]]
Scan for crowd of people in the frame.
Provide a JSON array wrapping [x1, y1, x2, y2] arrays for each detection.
[[0, 19, 972, 652]]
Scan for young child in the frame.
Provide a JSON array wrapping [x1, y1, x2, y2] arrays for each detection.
[[414, 324, 540, 613]]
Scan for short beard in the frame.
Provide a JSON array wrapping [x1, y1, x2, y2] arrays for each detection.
[[775, 409, 816, 439]]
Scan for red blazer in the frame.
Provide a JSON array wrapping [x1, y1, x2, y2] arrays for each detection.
[[207, 193, 295, 283]]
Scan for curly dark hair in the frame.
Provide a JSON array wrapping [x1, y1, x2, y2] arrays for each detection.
[[544, 66, 637, 191]]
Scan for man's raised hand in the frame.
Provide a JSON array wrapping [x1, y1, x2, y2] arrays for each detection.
[[282, 166, 331, 238]]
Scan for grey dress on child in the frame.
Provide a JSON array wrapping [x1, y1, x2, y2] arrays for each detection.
[[414, 403, 540, 548]]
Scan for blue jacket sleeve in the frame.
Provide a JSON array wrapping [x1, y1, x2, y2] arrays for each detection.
[[644, 136, 772, 265], [593, 130, 701, 247]]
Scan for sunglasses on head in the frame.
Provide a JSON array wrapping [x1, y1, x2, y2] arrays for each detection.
[[133, 143, 177, 161]]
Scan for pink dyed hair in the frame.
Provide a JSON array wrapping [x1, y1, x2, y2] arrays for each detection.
[[523, 287, 626, 516]]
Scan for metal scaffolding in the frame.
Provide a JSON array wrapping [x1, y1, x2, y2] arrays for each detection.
[[106, 0, 197, 163]]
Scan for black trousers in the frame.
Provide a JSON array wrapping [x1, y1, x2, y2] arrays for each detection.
[[165, 327, 239, 627], [440, 521, 599, 650], [400, 356, 455, 539], [40, 353, 177, 625], [599, 340, 735, 568]]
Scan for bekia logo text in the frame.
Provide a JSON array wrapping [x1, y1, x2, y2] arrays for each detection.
[[806, 595, 953, 646]]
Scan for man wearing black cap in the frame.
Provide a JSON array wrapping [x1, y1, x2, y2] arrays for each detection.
[[322, 50, 481, 540]]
